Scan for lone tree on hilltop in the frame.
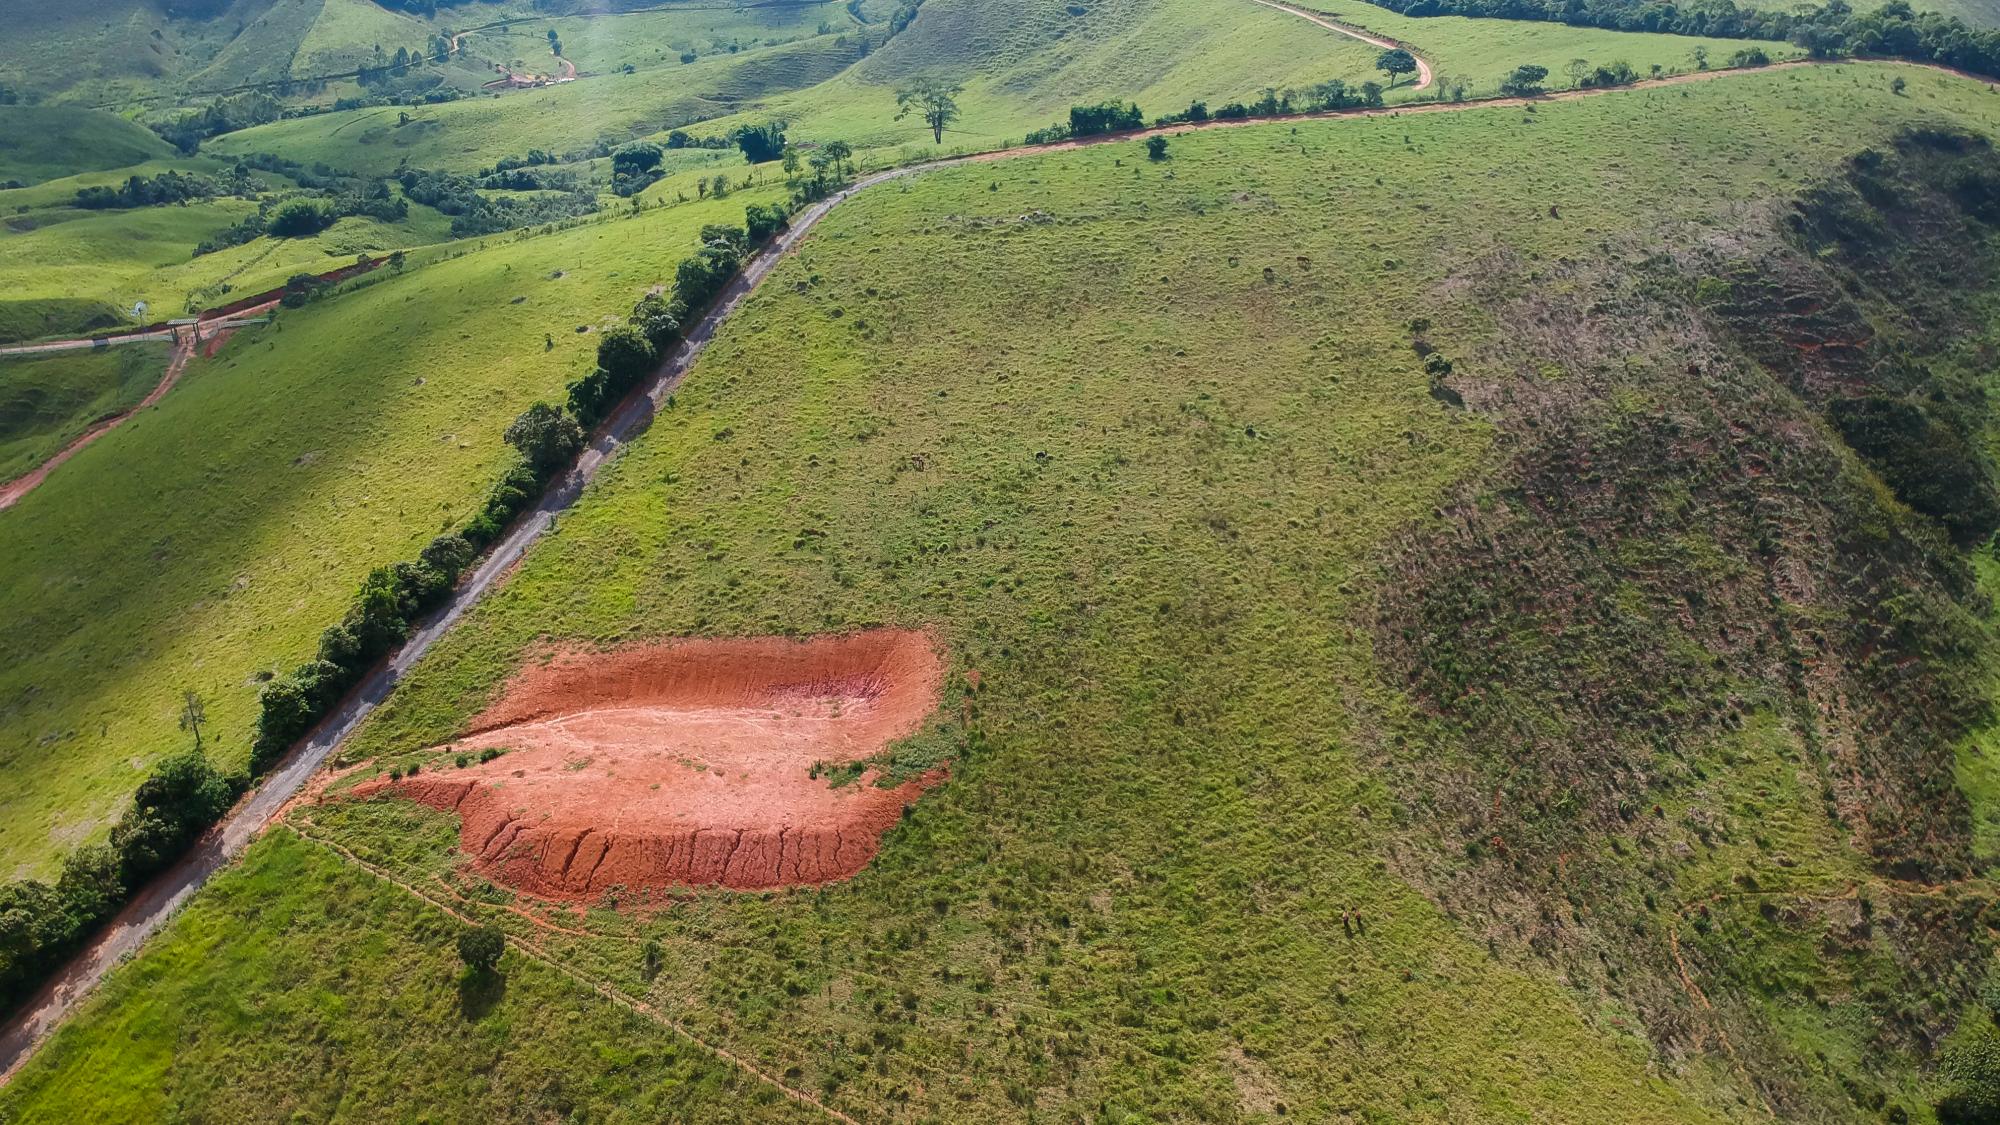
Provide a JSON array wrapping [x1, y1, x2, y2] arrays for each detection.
[[896, 78, 963, 144], [458, 925, 505, 973], [1376, 48, 1418, 87], [1145, 135, 1169, 161]]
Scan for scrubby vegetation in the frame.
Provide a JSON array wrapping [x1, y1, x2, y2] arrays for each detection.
[[30, 66, 1969, 1123], [18, 0, 2000, 1116]]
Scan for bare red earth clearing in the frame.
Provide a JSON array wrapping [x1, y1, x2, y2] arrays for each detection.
[[362, 630, 946, 898]]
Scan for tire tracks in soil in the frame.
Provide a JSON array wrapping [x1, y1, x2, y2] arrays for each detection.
[[0, 3, 1980, 1082]]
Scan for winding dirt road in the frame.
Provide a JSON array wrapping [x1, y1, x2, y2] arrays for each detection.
[[0, 11, 1964, 1096], [1251, 0, 1434, 91], [0, 306, 276, 511]]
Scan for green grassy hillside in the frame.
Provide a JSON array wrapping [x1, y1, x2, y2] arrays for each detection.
[[0, 187, 780, 880], [1308, 0, 1806, 97], [0, 830, 823, 1123], [205, 34, 870, 174], [687, 0, 1384, 154], [0, 107, 176, 186], [15, 61, 1995, 1124], [0, 344, 169, 481]]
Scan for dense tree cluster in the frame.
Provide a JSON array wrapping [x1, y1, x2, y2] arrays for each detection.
[[397, 167, 596, 235], [73, 170, 223, 210], [730, 122, 788, 163]]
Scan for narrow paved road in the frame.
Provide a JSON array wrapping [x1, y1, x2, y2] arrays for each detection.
[[0, 24, 1947, 1083]]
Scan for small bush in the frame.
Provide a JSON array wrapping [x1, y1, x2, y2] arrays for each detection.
[[458, 925, 506, 972]]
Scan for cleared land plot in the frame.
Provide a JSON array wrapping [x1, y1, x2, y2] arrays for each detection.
[[361, 629, 947, 897]]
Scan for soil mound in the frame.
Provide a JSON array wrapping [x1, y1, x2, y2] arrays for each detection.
[[363, 629, 946, 897]]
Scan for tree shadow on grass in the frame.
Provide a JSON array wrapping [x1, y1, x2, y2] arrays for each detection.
[[458, 967, 506, 1021]]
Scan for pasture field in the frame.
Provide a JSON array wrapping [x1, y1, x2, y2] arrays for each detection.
[[0, 199, 455, 341], [0, 344, 169, 482], [0, 107, 176, 187], [685, 0, 1385, 154], [8, 62, 1985, 1124], [1309, 0, 1807, 99], [0, 830, 822, 1123], [0, 186, 783, 880], [453, 0, 884, 78], [205, 36, 871, 175]]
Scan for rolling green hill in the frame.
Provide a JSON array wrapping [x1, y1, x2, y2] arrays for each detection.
[[12, 61, 2000, 1124], [0, 344, 169, 481], [0, 107, 176, 186]]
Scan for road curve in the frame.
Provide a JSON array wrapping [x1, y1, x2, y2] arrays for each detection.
[[0, 308, 276, 511], [0, 36, 1953, 1085], [1249, 0, 1434, 91]]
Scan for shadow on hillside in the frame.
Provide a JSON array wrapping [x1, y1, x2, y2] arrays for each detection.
[[458, 967, 506, 1021]]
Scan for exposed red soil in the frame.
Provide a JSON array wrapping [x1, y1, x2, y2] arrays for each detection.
[[359, 629, 946, 898]]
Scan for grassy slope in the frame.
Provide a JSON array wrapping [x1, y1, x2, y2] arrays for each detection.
[[0, 153, 460, 339], [0, 107, 176, 186], [289, 0, 434, 77], [0, 200, 458, 335], [0, 344, 170, 481], [0, 188, 780, 879], [76, 62, 1957, 1124], [0, 830, 823, 1124], [1310, 0, 1806, 99], [206, 35, 869, 175], [689, 0, 1384, 154], [457, 0, 863, 77]]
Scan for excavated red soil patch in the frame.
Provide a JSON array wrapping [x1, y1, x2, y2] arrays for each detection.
[[359, 630, 946, 898]]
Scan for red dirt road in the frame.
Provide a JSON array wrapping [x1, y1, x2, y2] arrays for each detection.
[[0, 300, 277, 512], [1250, 0, 1433, 91], [363, 630, 946, 897]]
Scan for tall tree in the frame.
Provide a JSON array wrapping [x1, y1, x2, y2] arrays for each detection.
[[895, 79, 963, 144], [1375, 48, 1418, 86]]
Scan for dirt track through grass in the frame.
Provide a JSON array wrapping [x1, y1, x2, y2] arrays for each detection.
[[0, 39, 1973, 1087], [0, 307, 274, 510]]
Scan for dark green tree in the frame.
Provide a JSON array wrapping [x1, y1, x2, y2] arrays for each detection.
[[504, 402, 584, 474], [1375, 48, 1419, 86], [458, 925, 506, 972], [729, 122, 787, 163], [1498, 64, 1549, 95]]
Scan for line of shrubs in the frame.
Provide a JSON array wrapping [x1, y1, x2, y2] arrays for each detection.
[[0, 748, 241, 1016], [0, 194, 802, 1025], [251, 201, 794, 778], [1022, 83, 1394, 145]]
